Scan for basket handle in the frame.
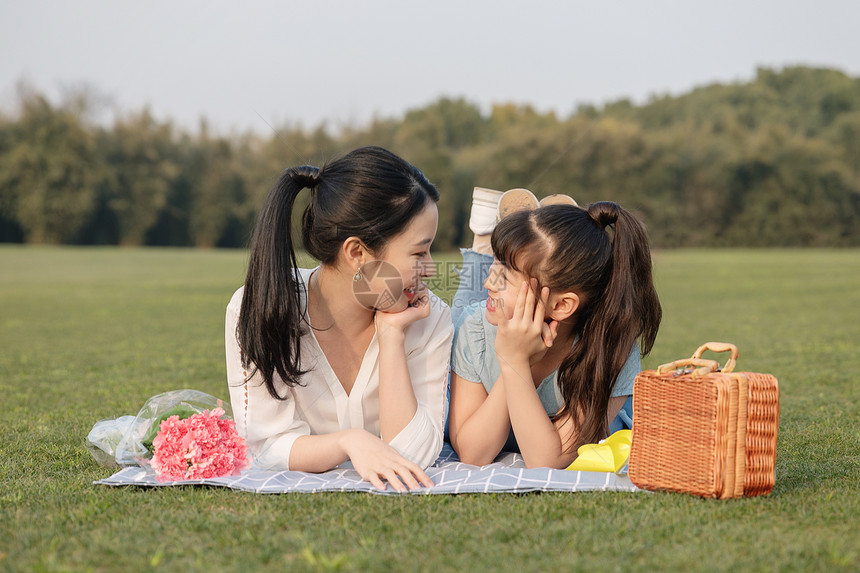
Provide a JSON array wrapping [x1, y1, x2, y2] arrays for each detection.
[[657, 358, 720, 378], [691, 342, 738, 373]]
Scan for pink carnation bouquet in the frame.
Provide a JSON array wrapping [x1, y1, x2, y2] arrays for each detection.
[[149, 407, 249, 482]]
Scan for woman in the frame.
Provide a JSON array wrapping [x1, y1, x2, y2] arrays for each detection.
[[226, 146, 452, 491]]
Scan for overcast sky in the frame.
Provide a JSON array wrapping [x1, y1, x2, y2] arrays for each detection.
[[2, 0, 859, 134]]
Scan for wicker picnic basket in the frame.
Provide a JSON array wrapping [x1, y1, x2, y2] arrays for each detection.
[[628, 342, 779, 499]]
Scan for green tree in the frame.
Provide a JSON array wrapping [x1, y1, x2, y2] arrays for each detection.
[[392, 99, 486, 250], [102, 110, 179, 246], [0, 89, 103, 243], [179, 123, 247, 248], [4, 67, 860, 249], [0, 109, 23, 241], [720, 125, 860, 246], [826, 110, 860, 179]]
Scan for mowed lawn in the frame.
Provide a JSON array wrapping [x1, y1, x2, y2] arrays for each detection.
[[1, 246, 858, 572]]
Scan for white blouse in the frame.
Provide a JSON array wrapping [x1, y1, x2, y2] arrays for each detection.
[[225, 268, 453, 471]]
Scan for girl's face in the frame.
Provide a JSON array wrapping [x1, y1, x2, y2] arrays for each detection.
[[357, 202, 438, 313], [483, 257, 530, 325]]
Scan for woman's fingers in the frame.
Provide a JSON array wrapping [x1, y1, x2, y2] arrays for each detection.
[[356, 450, 433, 492], [396, 471, 420, 492], [408, 283, 428, 307], [409, 463, 434, 488], [381, 469, 409, 492], [364, 471, 387, 491], [390, 459, 433, 490], [386, 464, 419, 492], [415, 291, 431, 318], [369, 463, 432, 493]]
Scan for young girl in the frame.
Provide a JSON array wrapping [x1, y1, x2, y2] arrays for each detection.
[[448, 196, 661, 469], [226, 146, 453, 491]]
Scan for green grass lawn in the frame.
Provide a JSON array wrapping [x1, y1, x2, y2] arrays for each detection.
[[1, 246, 858, 572]]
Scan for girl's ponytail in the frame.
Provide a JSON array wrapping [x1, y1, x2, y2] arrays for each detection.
[[587, 201, 661, 357], [552, 202, 661, 449], [238, 167, 319, 399]]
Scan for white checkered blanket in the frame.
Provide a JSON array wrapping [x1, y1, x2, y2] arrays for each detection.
[[95, 443, 640, 494]]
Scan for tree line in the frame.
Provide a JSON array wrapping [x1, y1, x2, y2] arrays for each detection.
[[2, 65, 859, 249]]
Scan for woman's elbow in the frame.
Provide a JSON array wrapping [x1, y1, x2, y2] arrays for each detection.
[[417, 433, 444, 469], [399, 427, 443, 470]]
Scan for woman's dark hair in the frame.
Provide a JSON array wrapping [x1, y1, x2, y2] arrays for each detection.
[[491, 202, 661, 449], [238, 146, 439, 399]]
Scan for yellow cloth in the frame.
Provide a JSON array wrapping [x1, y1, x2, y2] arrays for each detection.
[[565, 430, 632, 473]]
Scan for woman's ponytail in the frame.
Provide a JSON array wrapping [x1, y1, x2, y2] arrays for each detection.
[[235, 147, 439, 401], [238, 167, 318, 399], [287, 165, 321, 190]]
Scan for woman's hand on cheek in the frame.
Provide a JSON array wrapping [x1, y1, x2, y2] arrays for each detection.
[[375, 283, 431, 336], [495, 281, 557, 365]]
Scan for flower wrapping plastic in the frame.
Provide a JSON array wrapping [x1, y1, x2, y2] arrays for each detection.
[[150, 406, 249, 482], [87, 389, 251, 478]]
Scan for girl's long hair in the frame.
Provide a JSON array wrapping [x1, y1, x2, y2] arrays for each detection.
[[238, 146, 439, 399], [491, 202, 661, 449]]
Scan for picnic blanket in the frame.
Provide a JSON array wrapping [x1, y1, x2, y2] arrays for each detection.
[[95, 443, 640, 494]]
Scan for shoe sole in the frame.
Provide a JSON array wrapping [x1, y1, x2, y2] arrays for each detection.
[[539, 194, 578, 207], [497, 188, 539, 221]]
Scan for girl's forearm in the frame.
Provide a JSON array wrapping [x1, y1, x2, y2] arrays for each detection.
[[499, 359, 569, 469], [451, 379, 512, 466], [377, 328, 418, 443]]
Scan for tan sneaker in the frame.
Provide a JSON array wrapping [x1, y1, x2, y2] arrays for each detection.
[[539, 194, 578, 207], [497, 188, 539, 222]]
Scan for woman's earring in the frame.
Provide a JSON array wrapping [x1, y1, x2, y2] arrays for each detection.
[[353, 269, 362, 282]]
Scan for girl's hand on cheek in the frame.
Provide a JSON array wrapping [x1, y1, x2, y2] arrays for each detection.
[[495, 281, 557, 365]]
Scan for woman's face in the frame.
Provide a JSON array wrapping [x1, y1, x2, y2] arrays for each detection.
[[354, 202, 438, 313]]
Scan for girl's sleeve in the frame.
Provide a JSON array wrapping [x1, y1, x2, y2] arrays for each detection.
[[610, 342, 642, 397], [386, 294, 454, 469], [450, 303, 485, 384], [225, 288, 311, 471]]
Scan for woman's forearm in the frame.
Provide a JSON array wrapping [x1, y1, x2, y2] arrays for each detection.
[[288, 431, 352, 473], [377, 327, 418, 443]]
